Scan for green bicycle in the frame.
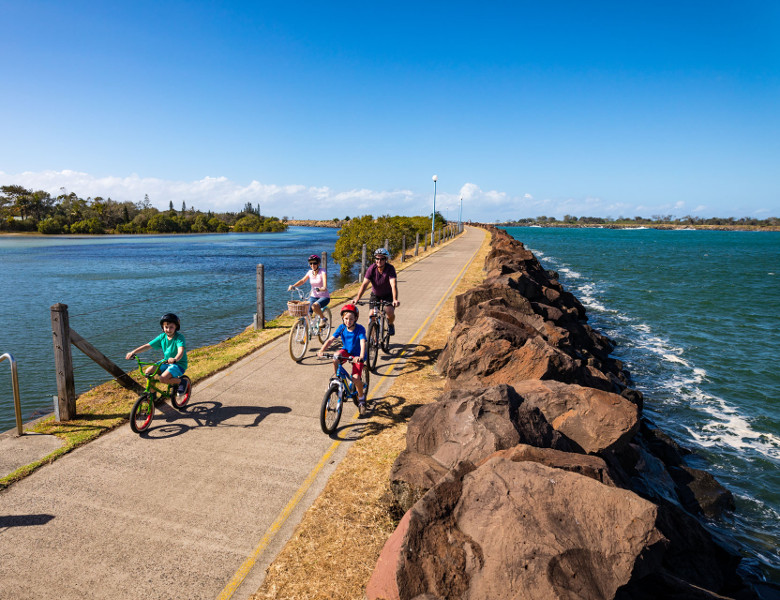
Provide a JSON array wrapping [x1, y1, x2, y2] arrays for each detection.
[[127, 355, 191, 433]]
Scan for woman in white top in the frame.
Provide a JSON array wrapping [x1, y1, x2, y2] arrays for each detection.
[[288, 254, 331, 324]]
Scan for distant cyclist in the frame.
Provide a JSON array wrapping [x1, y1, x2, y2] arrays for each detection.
[[353, 247, 399, 336], [288, 254, 330, 327]]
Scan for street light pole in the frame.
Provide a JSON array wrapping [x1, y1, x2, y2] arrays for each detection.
[[458, 196, 463, 232], [431, 175, 438, 242]]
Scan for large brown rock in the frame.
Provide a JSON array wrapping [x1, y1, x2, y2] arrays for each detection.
[[511, 379, 640, 454], [368, 459, 668, 600], [390, 385, 573, 513], [479, 443, 620, 487]]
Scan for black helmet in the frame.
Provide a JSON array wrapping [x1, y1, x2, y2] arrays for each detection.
[[160, 313, 180, 331]]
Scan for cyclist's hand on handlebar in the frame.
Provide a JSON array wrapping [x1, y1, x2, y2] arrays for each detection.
[[125, 352, 135, 360], [393, 300, 400, 307], [352, 356, 364, 364], [288, 285, 293, 291]]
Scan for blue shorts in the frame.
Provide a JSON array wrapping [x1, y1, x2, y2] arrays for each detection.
[[309, 296, 330, 312], [162, 363, 186, 378]]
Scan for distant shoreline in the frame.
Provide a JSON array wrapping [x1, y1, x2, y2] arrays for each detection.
[[498, 223, 780, 232]]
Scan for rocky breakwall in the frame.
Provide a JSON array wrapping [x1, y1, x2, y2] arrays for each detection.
[[367, 226, 756, 600]]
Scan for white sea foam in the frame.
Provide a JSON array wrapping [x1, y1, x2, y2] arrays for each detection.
[[630, 328, 780, 461], [557, 267, 581, 279], [521, 245, 779, 461]]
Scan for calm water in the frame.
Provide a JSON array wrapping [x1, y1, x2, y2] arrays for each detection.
[[504, 226, 780, 585], [0, 227, 348, 431]]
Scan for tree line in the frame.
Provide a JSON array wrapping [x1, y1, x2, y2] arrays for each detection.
[[333, 213, 447, 275], [0, 185, 286, 234], [505, 214, 780, 227]]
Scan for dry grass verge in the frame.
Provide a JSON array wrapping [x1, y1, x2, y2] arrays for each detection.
[[250, 229, 491, 600], [0, 236, 462, 489]]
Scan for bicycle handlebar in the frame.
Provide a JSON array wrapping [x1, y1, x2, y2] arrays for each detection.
[[320, 352, 364, 363], [128, 355, 167, 370], [356, 299, 393, 307]]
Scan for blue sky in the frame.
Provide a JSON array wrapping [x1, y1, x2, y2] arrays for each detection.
[[1, 1, 778, 221]]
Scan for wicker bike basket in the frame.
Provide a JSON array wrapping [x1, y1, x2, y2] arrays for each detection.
[[287, 300, 309, 317]]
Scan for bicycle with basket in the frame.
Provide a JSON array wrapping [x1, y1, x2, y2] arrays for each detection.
[[126, 355, 191, 433], [317, 352, 371, 434], [287, 287, 332, 361]]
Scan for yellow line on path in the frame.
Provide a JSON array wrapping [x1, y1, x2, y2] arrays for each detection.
[[217, 244, 477, 600]]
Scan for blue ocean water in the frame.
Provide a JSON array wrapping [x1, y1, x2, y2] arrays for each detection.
[[504, 226, 780, 585], [0, 227, 345, 431]]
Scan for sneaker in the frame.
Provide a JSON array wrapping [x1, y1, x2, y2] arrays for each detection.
[[388, 324, 395, 336], [319, 317, 328, 329], [358, 401, 367, 416], [178, 380, 189, 395]]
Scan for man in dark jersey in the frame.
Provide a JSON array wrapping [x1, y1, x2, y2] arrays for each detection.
[[353, 247, 400, 335]]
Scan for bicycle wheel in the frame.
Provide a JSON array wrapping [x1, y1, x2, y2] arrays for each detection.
[[367, 321, 380, 370], [317, 307, 333, 343], [360, 360, 370, 395], [288, 318, 309, 362], [130, 393, 155, 433], [320, 383, 343, 434], [171, 376, 191, 409], [381, 317, 391, 353]]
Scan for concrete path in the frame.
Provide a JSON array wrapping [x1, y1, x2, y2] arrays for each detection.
[[0, 227, 485, 600]]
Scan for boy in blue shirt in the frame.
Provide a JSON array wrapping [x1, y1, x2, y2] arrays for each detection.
[[318, 303, 368, 414], [126, 312, 190, 398]]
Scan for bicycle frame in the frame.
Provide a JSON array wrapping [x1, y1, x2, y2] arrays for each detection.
[[134, 356, 173, 397], [332, 363, 358, 400]]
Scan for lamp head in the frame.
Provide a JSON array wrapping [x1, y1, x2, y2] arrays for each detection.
[[432, 175, 438, 182]]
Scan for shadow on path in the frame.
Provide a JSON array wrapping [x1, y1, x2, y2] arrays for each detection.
[[140, 402, 292, 439], [0, 514, 55, 531]]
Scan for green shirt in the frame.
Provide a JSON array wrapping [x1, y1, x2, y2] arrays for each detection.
[[148, 332, 187, 371]]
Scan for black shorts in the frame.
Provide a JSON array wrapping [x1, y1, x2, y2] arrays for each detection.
[[369, 292, 393, 308]]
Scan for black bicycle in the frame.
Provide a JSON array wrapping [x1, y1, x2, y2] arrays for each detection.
[[359, 299, 393, 371], [318, 352, 371, 433]]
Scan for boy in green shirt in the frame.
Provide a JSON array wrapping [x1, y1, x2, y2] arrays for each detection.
[[126, 312, 190, 397]]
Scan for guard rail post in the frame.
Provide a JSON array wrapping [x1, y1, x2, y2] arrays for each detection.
[[0, 353, 23, 435]]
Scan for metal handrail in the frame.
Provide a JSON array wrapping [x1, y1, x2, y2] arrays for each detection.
[[1, 353, 23, 436]]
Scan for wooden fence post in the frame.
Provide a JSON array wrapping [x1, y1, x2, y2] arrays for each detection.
[[401, 235, 406, 262], [322, 251, 328, 275], [255, 264, 265, 330], [359, 244, 367, 281], [50, 303, 76, 420], [415, 232, 420, 256]]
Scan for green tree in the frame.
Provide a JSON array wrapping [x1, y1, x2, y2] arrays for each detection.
[[147, 213, 178, 233], [38, 216, 67, 234], [70, 218, 105, 234]]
